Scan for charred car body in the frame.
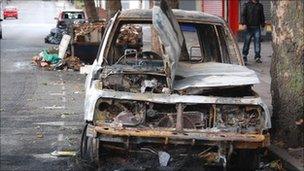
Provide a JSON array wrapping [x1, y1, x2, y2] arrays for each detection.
[[81, 1, 271, 169]]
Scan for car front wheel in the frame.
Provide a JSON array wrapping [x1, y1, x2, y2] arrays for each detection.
[[80, 123, 102, 166], [227, 149, 261, 171]]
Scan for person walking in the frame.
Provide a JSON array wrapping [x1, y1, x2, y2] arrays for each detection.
[[241, 0, 265, 64]]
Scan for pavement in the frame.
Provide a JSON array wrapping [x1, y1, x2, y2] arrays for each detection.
[[238, 41, 273, 110], [0, 0, 274, 170]]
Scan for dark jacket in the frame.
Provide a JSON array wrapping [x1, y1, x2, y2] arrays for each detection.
[[241, 1, 265, 27]]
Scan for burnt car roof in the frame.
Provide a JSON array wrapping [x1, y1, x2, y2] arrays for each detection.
[[118, 9, 225, 24]]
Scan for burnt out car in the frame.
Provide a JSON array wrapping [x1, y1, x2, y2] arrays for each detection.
[[81, 1, 271, 170]]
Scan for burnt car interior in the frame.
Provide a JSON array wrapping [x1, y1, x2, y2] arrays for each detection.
[[106, 22, 235, 65], [97, 20, 257, 96]]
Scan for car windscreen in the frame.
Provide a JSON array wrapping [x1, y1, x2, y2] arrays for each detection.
[[62, 12, 84, 19]]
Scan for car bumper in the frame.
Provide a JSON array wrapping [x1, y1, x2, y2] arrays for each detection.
[[87, 124, 270, 149], [4, 13, 17, 17]]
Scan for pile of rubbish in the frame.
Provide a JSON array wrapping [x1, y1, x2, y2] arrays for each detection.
[[56, 55, 82, 71], [32, 47, 61, 68], [45, 27, 68, 45], [116, 25, 143, 46], [32, 47, 83, 71], [34, 34, 83, 71], [73, 21, 105, 42]]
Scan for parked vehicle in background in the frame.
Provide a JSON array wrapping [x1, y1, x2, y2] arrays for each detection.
[[3, 6, 18, 19], [55, 9, 85, 28], [80, 1, 271, 170]]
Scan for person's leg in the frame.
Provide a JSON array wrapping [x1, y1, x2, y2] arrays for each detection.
[[253, 28, 262, 63], [242, 28, 253, 64]]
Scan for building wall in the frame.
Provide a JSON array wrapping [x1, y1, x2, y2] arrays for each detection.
[[179, 0, 197, 11], [202, 0, 224, 17]]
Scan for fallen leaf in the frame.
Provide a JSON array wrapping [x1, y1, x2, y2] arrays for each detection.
[[36, 132, 44, 138]]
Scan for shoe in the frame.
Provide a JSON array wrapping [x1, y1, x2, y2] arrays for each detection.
[[243, 57, 248, 65], [255, 58, 262, 63]]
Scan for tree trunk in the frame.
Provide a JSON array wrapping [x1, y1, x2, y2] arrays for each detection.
[[150, 0, 180, 54], [271, 0, 304, 147], [84, 0, 99, 21], [106, 0, 122, 20]]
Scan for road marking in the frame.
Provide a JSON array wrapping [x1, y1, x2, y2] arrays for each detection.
[[44, 74, 67, 109], [62, 96, 67, 103], [34, 121, 83, 126], [50, 92, 65, 96], [43, 106, 66, 109], [32, 153, 58, 160]]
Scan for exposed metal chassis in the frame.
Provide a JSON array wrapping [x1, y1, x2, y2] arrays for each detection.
[[86, 124, 270, 149]]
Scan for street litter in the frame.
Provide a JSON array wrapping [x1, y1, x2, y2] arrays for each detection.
[[73, 21, 105, 42], [158, 151, 171, 167], [32, 47, 60, 68], [260, 160, 283, 170], [45, 27, 68, 45], [33, 34, 84, 71], [36, 132, 44, 139], [51, 150, 76, 157]]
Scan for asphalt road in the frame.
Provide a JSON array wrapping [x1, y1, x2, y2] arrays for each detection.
[[1, 1, 86, 170]]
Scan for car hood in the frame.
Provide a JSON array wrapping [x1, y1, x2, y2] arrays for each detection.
[[152, 0, 184, 89], [174, 62, 260, 91]]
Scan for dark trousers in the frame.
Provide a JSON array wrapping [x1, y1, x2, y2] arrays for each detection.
[[242, 27, 261, 59]]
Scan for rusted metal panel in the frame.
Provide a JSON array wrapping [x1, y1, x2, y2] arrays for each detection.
[[94, 126, 266, 142], [153, 1, 184, 89], [176, 104, 184, 131]]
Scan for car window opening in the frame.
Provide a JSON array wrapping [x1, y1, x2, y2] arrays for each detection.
[[105, 21, 233, 66]]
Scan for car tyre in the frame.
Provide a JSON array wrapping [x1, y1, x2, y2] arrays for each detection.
[[227, 149, 260, 171], [80, 123, 102, 166]]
